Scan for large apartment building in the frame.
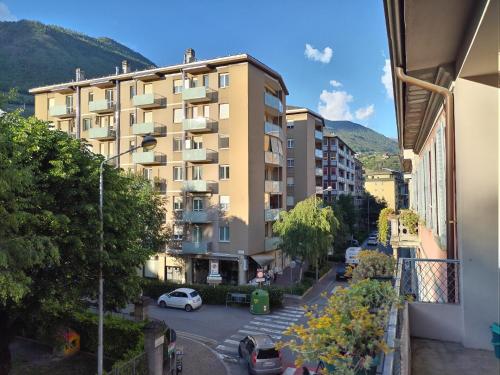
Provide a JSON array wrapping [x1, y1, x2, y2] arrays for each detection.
[[284, 107, 324, 208], [321, 128, 359, 203], [30, 50, 288, 286], [364, 169, 406, 210]]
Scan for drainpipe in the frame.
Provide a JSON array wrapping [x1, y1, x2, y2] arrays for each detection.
[[394, 67, 456, 260]]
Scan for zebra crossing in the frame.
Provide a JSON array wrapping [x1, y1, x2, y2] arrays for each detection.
[[215, 305, 306, 357]]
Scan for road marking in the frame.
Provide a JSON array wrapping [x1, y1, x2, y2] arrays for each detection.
[[266, 315, 298, 322], [223, 339, 240, 346], [253, 317, 294, 326], [248, 321, 289, 330], [230, 334, 245, 341], [216, 345, 238, 354], [244, 325, 283, 335], [284, 306, 306, 312], [274, 311, 303, 318], [238, 329, 281, 340]]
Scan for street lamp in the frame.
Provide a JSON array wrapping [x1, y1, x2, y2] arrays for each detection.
[[97, 135, 157, 375]]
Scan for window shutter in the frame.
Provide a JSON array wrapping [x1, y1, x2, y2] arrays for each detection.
[[436, 121, 447, 248]]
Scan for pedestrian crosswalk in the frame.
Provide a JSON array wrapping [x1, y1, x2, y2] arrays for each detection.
[[215, 305, 306, 357]]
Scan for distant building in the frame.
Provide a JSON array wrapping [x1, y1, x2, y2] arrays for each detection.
[[363, 169, 406, 210], [353, 157, 365, 207]]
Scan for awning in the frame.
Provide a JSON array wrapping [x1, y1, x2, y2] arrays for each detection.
[[250, 255, 275, 267]]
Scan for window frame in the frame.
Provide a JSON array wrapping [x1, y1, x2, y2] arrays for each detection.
[[219, 165, 230, 180], [219, 225, 230, 242]]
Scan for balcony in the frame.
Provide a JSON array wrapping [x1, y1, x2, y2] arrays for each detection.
[[153, 179, 167, 195], [182, 117, 214, 133], [315, 149, 323, 159], [182, 148, 217, 163], [264, 92, 283, 113], [315, 130, 323, 140], [182, 210, 211, 223], [182, 180, 217, 193], [132, 122, 166, 136], [264, 122, 284, 139], [182, 241, 211, 254], [315, 168, 323, 177], [322, 159, 329, 166], [264, 152, 284, 166], [265, 180, 284, 193], [132, 93, 166, 109], [89, 100, 115, 113], [265, 237, 280, 251], [88, 126, 115, 140], [315, 186, 324, 194], [49, 105, 75, 118], [389, 215, 420, 250], [132, 151, 166, 165], [182, 86, 212, 103], [264, 208, 282, 222]]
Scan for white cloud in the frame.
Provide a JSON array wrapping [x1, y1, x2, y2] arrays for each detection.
[[304, 44, 333, 64], [329, 80, 342, 87], [381, 59, 394, 99], [355, 104, 375, 120], [318, 90, 354, 121], [0, 2, 16, 21]]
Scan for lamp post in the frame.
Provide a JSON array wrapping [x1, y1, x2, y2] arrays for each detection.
[[97, 135, 157, 375]]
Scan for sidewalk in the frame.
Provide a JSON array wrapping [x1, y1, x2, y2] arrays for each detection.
[[175, 336, 228, 375]]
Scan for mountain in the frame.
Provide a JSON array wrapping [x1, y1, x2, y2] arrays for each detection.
[[0, 20, 156, 113]]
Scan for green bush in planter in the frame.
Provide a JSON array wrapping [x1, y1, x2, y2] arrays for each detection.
[[399, 209, 419, 235], [351, 250, 396, 283]]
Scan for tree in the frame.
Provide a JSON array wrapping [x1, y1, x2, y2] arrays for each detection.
[[0, 112, 168, 374], [329, 195, 357, 254], [273, 196, 339, 281]]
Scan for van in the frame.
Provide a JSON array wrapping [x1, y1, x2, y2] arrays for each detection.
[[345, 247, 362, 265]]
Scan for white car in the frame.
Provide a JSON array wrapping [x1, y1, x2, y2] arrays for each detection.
[[157, 288, 202, 312]]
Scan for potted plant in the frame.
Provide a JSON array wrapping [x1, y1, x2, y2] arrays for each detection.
[[399, 209, 419, 235], [351, 250, 396, 283]]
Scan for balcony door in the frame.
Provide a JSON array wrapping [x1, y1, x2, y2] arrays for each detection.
[[193, 197, 203, 212], [105, 89, 114, 104], [192, 225, 202, 243], [65, 95, 73, 110]]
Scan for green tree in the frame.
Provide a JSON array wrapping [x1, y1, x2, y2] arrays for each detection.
[[273, 196, 339, 281], [0, 112, 168, 374]]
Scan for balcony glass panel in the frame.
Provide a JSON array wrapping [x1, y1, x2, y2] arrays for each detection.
[[89, 100, 115, 113], [182, 241, 211, 254], [264, 92, 283, 113]]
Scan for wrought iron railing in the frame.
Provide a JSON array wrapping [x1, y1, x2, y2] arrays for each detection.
[[106, 351, 147, 375]]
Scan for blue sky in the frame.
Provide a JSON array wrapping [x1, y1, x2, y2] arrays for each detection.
[[2, 0, 396, 137]]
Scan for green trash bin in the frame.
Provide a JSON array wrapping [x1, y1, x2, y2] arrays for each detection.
[[250, 289, 270, 315]]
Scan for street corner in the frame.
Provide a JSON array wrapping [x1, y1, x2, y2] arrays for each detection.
[[176, 336, 229, 375]]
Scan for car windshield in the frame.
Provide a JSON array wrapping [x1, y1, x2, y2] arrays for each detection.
[[189, 291, 199, 297], [257, 348, 279, 359]]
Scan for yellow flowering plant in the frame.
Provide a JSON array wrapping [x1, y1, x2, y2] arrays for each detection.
[[350, 250, 396, 283]]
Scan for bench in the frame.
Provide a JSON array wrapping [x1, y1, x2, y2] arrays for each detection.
[[225, 292, 250, 307]]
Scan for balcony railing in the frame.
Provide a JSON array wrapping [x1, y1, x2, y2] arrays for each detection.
[[88, 126, 115, 140], [182, 210, 211, 223], [315, 168, 323, 177], [89, 99, 115, 113], [182, 241, 211, 254], [389, 216, 420, 247], [132, 93, 166, 109], [264, 152, 284, 166], [182, 180, 217, 193], [265, 180, 284, 193], [264, 122, 284, 139], [264, 92, 283, 113], [264, 208, 282, 222], [49, 105, 75, 118], [132, 122, 166, 136], [132, 151, 167, 165], [182, 148, 217, 163], [153, 179, 167, 195], [315, 130, 323, 140], [315, 149, 323, 159], [265, 237, 281, 251], [182, 86, 212, 103], [315, 186, 324, 194], [182, 117, 214, 133]]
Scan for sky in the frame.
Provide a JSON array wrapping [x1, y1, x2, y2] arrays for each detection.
[[1, 0, 397, 137]]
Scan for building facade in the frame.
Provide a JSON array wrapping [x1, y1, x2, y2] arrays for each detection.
[[364, 169, 405, 210], [30, 50, 288, 286], [284, 107, 324, 208]]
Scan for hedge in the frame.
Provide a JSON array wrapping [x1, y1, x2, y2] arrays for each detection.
[[141, 279, 284, 307]]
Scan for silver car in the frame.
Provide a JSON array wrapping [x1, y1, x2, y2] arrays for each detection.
[[238, 334, 283, 375]]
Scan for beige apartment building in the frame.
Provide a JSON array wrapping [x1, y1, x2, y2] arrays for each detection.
[[30, 50, 288, 286], [364, 169, 405, 210], [284, 107, 324, 208]]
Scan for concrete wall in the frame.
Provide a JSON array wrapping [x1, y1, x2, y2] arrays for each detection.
[[409, 302, 464, 343]]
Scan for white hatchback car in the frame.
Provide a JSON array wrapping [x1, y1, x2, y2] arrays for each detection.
[[157, 288, 202, 312]]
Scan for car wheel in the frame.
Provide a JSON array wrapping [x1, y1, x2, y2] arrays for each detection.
[[159, 301, 166, 308], [184, 304, 193, 312]]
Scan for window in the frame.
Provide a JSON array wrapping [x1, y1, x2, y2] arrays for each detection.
[[192, 166, 203, 180], [219, 103, 229, 119], [105, 89, 114, 103], [173, 197, 183, 211], [219, 226, 230, 242], [287, 158, 295, 168], [129, 112, 136, 126], [173, 225, 183, 240], [219, 196, 230, 211], [83, 118, 91, 130], [143, 168, 153, 181], [166, 266, 183, 283], [203, 105, 210, 118], [219, 165, 230, 180], [218, 73, 229, 88], [193, 197, 203, 211], [219, 134, 230, 149], [173, 166, 184, 181], [287, 139, 295, 149], [173, 79, 183, 94], [144, 111, 153, 123], [129, 85, 136, 99], [144, 83, 153, 94], [173, 108, 184, 123], [203, 74, 209, 88], [173, 137, 183, 151], [286, 196, 295, 207], [88, 92, 94, 103], [65, 95, 73, 109], [287, 121, 294, 129], [287, 177, 294, 186]]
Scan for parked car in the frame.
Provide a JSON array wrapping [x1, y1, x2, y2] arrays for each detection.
[[238, 334, 283, 375], [157, 288, 202, 312], [345, 246, 362, 265], [335, 263, 348, 281], [367, 236, 378, 246]]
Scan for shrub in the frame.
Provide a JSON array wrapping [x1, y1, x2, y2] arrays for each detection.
[[399, 209, 419, 235], [350, 250, 396, 283], [141, 279, 284, 307], [377, 207, 395, 244]]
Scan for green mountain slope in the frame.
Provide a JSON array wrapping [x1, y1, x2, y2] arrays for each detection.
[[0, 20, 156, 112]]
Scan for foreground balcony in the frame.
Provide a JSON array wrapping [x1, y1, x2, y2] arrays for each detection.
[[182, 87, 212, 103], [265, 180, 284, 193], [132, 151, 166, 165], [183, 148, 217, 163], [315, 149, 323, 159], [182, 241, 211, 254], [89, 100, 115, 113], [264, 152, 284, 166], [182, 210, 211, 223], [264, 92, 283, 113], [132, 93, 166, 109], [265, 237, 280, 251], [49, 105, 75, 118], [264, 208, 282, 222], [182, 180, 218, 193], [132, 122, 166, 137], [88, 126, 115, 140], [264, 122, 284, 139], [182, 117, 214, 133]]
